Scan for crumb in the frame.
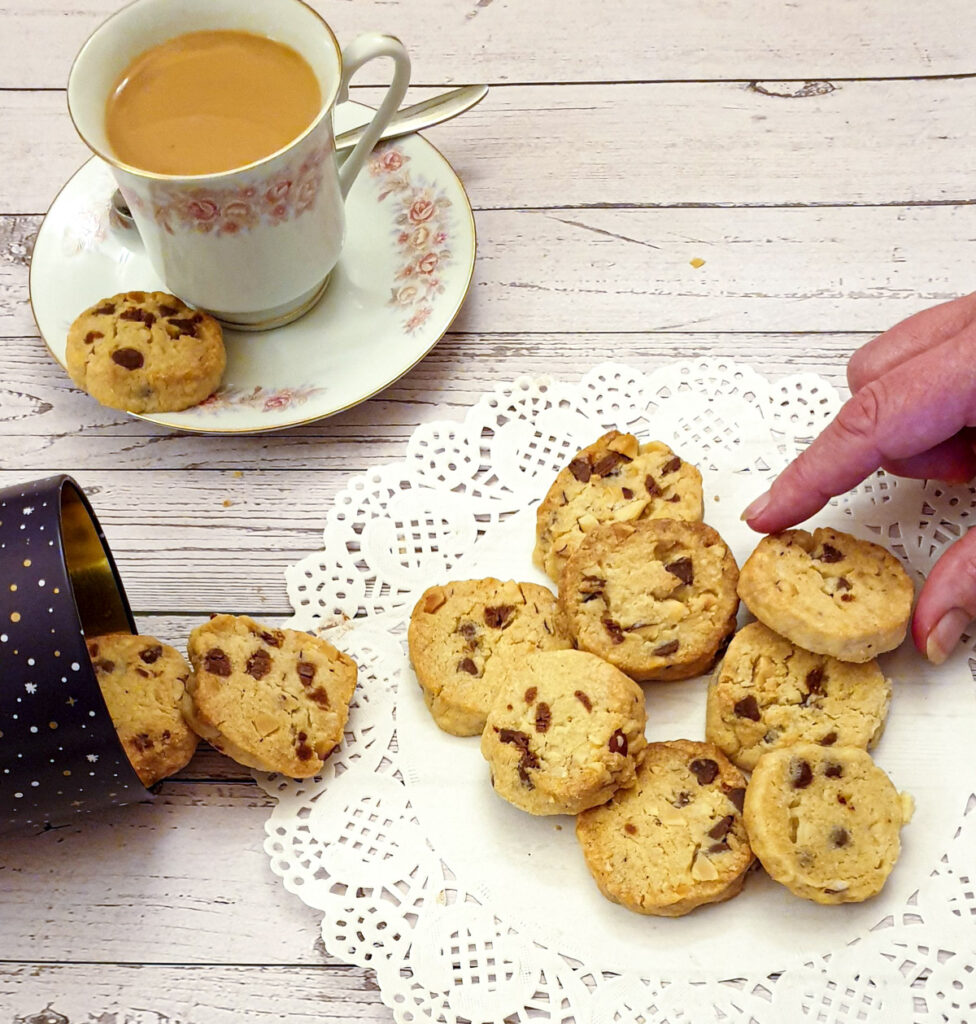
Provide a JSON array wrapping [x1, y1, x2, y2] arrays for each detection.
[[232, 471, 243, 478], [222, 499, 233, 507], [690, 257, 706, 269]]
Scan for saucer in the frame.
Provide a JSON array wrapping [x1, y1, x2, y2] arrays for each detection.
[[29, 101, 476, 434]]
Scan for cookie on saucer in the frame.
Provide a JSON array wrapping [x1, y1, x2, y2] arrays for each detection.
[[737, 527, 914, 663], [184, 614, 358, 778], [87, 632, 198, 787], [66, 290, 225, 413], [480, 649, 647, 815], [533, 431, 703, 584]]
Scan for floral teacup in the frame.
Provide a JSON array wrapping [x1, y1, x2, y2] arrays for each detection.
[[67, 0, 411, 330]]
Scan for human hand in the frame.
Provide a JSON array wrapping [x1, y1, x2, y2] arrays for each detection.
[[741, 292, 976, 664]]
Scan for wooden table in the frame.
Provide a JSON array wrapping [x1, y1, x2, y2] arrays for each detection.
[[2, 1, 975, 1019]]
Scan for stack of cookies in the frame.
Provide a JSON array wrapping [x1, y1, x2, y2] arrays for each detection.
[[407, 429, 915, 916], [87, 613, 358, 786]]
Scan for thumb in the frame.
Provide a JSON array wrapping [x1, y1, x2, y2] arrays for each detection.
[[912, 529, 976, 663]]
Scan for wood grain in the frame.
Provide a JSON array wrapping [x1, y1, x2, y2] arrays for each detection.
[[6, 78, 976, 214], [3, 0, 975, 88]]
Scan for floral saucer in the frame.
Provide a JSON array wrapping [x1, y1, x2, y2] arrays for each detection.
[[29, 102, 476, 433]]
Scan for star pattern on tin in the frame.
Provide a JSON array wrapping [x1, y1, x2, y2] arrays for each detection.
[[24, 682, 36, 694], [86, 754, 99, 763]]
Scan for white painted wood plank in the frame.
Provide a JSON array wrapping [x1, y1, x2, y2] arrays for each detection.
[[1, 964, 392, 1022], [1, 333, 858, 451], [4, 206, 972, 340], [3, 0, 975, 88], [7, 78, 976, 214], [0, 786, 333, 965]]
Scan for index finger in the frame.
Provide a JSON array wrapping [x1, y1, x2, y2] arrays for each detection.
[[744, 332, 976, 532]]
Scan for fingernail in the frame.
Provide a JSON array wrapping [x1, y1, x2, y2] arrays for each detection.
[[925, 607, 971, 664], [741, 490, 771, 523]]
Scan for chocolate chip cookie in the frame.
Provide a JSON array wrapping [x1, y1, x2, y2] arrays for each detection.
[[65, 290, 225, 413], [576, 740, 753, 916], [480, 649, 647, 815], [87, 632, 198, 787], [744, 743, 913, 904], [533, 431, 703, 585], [706, 621, 892, 771], [184, 614, 357, 778], [408, 579, 572, 736], [736, 527, 914, 663], [558, 518, 739, 681]]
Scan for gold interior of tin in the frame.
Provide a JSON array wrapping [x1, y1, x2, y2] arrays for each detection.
[[60, 486, 131, 638]]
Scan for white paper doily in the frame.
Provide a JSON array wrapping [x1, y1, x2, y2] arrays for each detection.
[[263, 360, 976, 1024]]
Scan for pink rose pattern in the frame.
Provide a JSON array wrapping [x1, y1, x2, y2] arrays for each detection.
[[193, 384, 326, 415], [136, 146, 331, 236], [369, 145, 453, 333]]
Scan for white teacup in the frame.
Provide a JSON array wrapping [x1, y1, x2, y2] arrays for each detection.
[[67, 0, 410, 330]]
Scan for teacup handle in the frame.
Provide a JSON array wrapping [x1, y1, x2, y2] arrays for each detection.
[[336, 33, 411, 199]]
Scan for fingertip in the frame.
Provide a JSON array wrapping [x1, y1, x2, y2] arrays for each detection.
[[916, 606, 971, 665], [740, 490, 770, 526]]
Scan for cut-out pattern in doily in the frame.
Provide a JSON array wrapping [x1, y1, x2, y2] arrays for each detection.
[[263, 360, 976, 1023]]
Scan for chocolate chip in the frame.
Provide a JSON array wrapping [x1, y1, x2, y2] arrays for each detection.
[[673, 790, 691, 808], [621, 487, 634, 499], [661, 456, 682, 474], [603, 617, 625, 644], [88, 643, 99, 657], [297, 661, 316, 684], [592, 451, 628, 476], [296, 740, 314, 761], [139, 645, 162, 664], [246, 648, 272, 680], [830, 826, 850, 847], [665, 557, 694, 585], [157, 304, 179, 317], [609, 729, 628, 755], [119, 307, 156, 326], [484, 604, 515, 629], [457, 657, 478, 675], [134, 667, 150, 678], [535, 702, 551, 733], [131, 732, 154, 751], [574, 690, 592, 712], [689, 758, 719, 784], [819, 543, 843, 563], [458, 622, 477, 639], [790, 758, 814, 789], [734, 695, 761, 721], [568, 457, 592, 483], [644, 475, 662, 497], [624, 822, 638, 835], [723, 785, 746, 812], [93, 303, 116, 316], [708, 815, 735, 839], [524, 687, 537, 704], [840, 593, 854, 602], [498, 728, 539, 788], [653, 639, 679, 656], [84, 330, 103, 344], [204, 648, 232, 676], [708, 841, 730, 854], [820, 732, 838, 747], [94, 659, 115, 674], [836, 576, 851, 591], [824, 761, 843, 778], [260, 630, 284, 648], [111, 347, 144, 370], [308, 686, 330, 708], [667, 494, 681, 502], [167, 317, 199, 337], [161, 730, 171, 741]]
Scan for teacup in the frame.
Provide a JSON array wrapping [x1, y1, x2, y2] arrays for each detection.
[[67, 0, 411, 330]]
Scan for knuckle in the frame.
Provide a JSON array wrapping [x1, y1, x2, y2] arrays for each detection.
[[834, 381, 886, 447]]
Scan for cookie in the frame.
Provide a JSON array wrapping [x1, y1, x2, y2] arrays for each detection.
[[736, 527, 914, 663], [533, 431, 703, 584], [86, 632, 198, 787], [184, 614, 357, 778], [558, 518, 739, 681], [408, 579, 572, 737], [65, 290, 225, 413], [743, 743, 913, 904], [706, 621, 892, 771], [576, 740, 753, 917], [480, 649, 647, 815]]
